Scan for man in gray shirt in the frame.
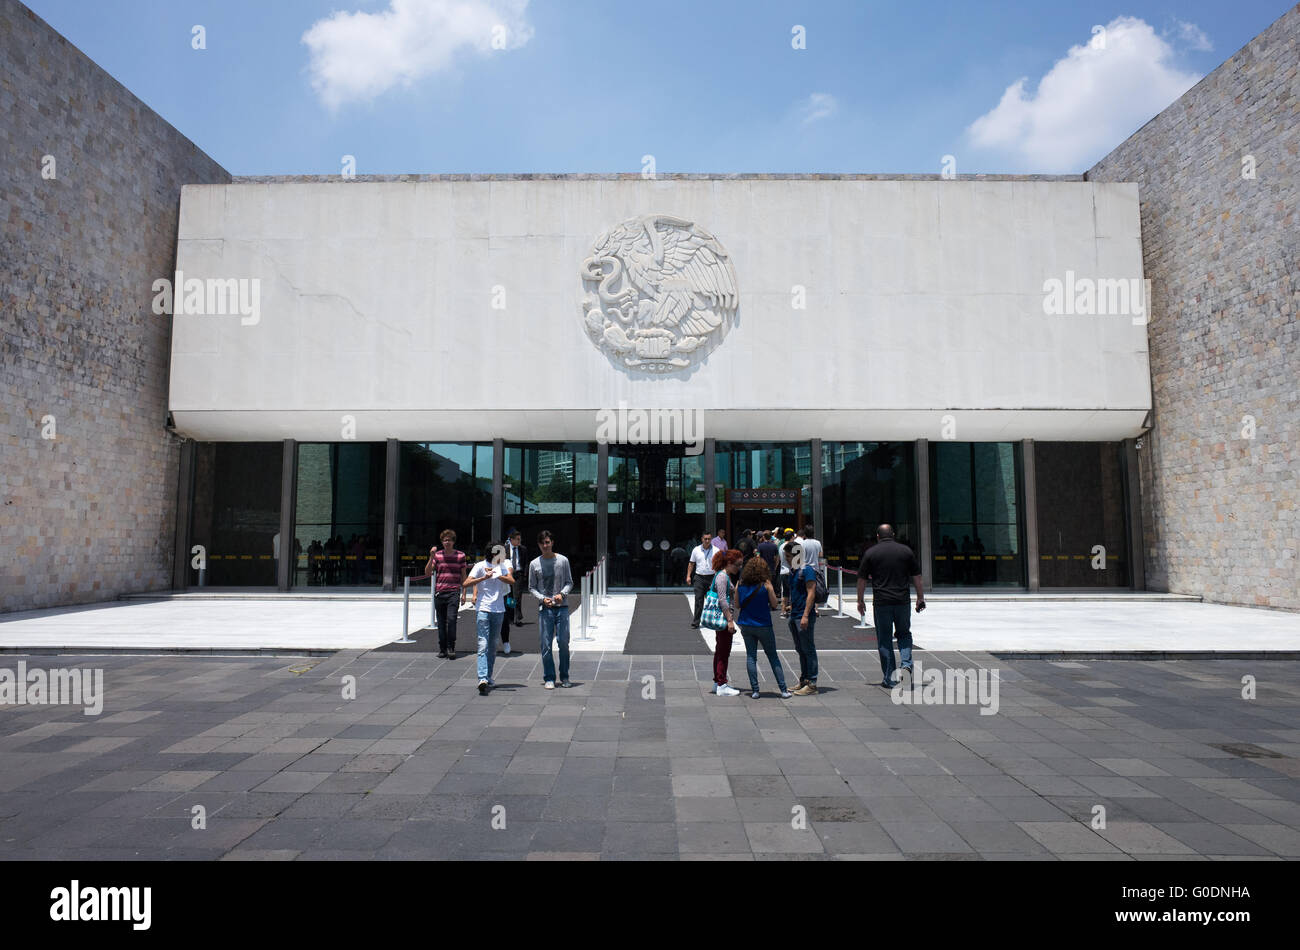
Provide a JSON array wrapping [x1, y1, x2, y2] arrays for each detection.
[[529, 530, 575, 689]]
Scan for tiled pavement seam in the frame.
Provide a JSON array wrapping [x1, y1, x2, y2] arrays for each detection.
[[0, 651, 1296, 860]]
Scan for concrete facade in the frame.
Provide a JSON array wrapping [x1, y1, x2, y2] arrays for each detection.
[[169, 178, 1150, 443], [0, 0, 230, 613], [1086, 4, 1299, 610]]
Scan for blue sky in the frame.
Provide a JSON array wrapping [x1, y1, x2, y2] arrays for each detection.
[[24, 0, 1292, 176]]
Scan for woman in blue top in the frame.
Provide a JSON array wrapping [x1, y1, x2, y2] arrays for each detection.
[[734, 557, 791, 699]]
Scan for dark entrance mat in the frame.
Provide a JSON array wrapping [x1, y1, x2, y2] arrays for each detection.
[[622, 593, 710, 655]]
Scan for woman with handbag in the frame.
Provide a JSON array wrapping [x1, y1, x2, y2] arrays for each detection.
[[734, 557, 792, 699], [701, 549, 744, 696]]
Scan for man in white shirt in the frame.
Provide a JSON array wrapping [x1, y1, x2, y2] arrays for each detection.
[[684, 531, 716, 629], [778, 528, 795, 616], [463, 542, 515, 695], [800, 527, 825, 611]]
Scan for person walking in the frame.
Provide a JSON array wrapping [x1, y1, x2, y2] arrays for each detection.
[[685, 530, 716, 629], [712, 529, 728, 553], [777, 528, 796, 616], [529, 530, 574, 689], [757, 530, 779, 580], [709, 549, 744, 696], [784, 541, 821, 695], [734, 557, 791, 699], [501, 528, 527, 654], [464, 542, 515, 695], [424, 529, 468, 659], [856, 524, 925, 688], [735, 528, 756, 563]]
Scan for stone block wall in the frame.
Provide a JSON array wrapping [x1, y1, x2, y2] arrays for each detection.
[[1087, 4, 1298, 609], [1, 0, 230, 612]]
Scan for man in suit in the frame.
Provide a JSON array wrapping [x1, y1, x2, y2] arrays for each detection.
[[501, 527, 528, 654]]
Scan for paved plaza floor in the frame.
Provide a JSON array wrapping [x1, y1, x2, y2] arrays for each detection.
[[1, 647, 1297, 861], [2, 593, 1297, 653]]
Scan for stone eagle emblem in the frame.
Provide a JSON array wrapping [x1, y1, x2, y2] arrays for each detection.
[[580, 214, 739, 371]]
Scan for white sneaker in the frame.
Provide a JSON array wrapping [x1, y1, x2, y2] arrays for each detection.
[[544, 681, 555, 690], [717, 684, 740, 697]]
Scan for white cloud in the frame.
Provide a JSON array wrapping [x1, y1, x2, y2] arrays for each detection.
[[1171, 19, 1213, 52], [302, 0, 534, 110], [967, 16, 1203, 172], [799, 92, 838, 124]]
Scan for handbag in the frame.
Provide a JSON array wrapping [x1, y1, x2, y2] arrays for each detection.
[[700, 575, 729, 630]]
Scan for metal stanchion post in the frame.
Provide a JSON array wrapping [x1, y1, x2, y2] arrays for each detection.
[[431, 576, 437, 630], [592, 565, 601, 618], [396, 576, 416, 643], [836, 567, 849, 619], [578, 574, 592, 641]]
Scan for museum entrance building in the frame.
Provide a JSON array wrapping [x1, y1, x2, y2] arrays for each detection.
[[168, 175, 1151, 593]]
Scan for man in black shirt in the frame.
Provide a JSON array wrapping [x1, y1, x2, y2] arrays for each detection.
[[856, 524, 926, 688]]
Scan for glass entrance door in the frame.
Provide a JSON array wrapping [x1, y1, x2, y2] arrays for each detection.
[[608, 444, 705, 587]]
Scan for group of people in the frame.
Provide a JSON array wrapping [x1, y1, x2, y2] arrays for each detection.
[[686, 527, 827, 698], [688, 523, 927, 694], [425, 527, 574, 694], [423, 519, 927, 698]]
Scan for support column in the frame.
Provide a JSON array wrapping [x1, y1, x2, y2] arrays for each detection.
[[1023, 438, 1040, 591], [596, 441, 609, 563], [915, 439, 932, 591], [703, 438, 717, 535], [382, 438, 399, 591], [1122, 438, 1146, 591], [172, 439, 195, 591], [810, 438, 823, 543], [491, 438, 505, 543], [277, 440, 297, 592]]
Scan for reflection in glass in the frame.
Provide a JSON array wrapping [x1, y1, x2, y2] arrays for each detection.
[[931, 442, 1023, 586], [189, 443, 282, 586], [822, 442, 916, 569], [504, 443, 598, 579], [714, 442, 810, 538], [398, 443, 493, 579], [294, 443, 386, 587], [1035, 442, 1129, 587]]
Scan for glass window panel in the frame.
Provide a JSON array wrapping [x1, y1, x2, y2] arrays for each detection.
[[715, 442, 810, 540], [294, 442, 386, 587], [931, 442, 1023, 587], [822, 442, 916, 570], [397, 442, 494, 580], [189, 443, 282, 587], [503, 443, 598, 579]]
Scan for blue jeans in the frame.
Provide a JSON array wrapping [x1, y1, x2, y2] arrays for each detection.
[[538, 605, 570, 683], [739, 624, 787, 692], [872, 602, 913, 682], [476, 610, 505, 682], [788, 610, 818, 683]]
